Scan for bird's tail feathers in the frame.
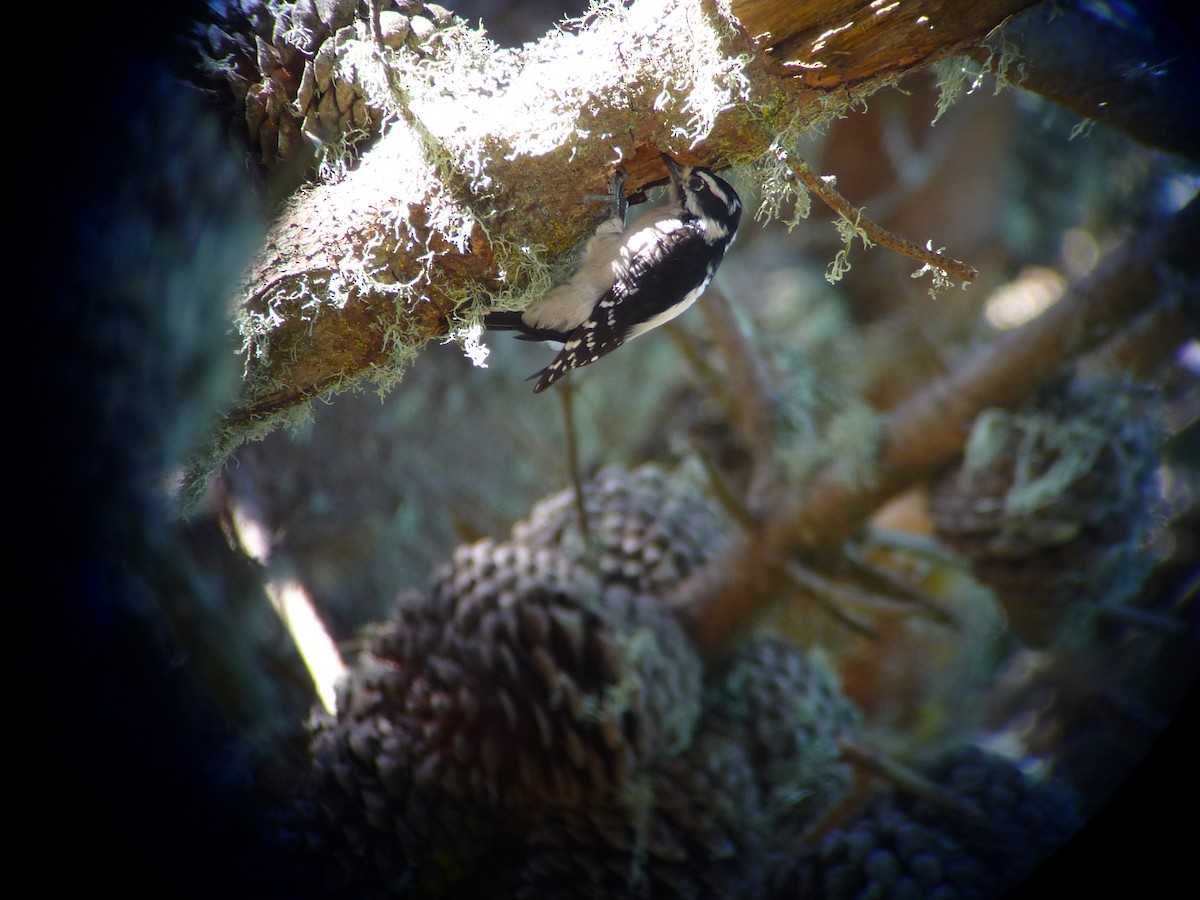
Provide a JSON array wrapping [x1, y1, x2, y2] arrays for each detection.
[[484, 310, 571, 343], [482, 310, 526, 331]]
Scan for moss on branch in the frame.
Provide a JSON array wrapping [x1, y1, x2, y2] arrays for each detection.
[[189, 0, 1037, 495]]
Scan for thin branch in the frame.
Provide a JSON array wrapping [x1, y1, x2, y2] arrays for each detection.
[[698, 286, 781, 508], [839, 740, 1002, 834], [557, 375, 591, 551], [1094, 603, 1187, 636], [785, 563, 881, 640], [692, 444, 759, 532], [864, 526, 966, 567], [840, 542, 959, 627], [776, 149, 979, 284], [794, 557, 957, 628], [664, 321, 729, 404]]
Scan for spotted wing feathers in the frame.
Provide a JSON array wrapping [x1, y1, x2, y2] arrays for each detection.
[[529, 221, 719, 393]]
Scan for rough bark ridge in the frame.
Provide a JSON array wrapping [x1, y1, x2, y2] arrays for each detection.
[[203, 0, 1034, 473]]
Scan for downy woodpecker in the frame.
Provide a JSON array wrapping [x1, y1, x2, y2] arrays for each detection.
[[485, 152, 741, 393]]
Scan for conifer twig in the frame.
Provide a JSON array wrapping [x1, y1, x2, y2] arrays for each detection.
[[777, 149, 979, 284]]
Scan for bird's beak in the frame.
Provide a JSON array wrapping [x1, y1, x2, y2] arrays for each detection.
[[661, 152, 685, 186]]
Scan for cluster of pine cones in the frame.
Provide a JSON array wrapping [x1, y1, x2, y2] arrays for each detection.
[[193, 0, 462, 171], [293, 467, 1079, 898]]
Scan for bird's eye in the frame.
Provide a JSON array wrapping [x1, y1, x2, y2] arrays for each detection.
[[688, 174, 705, 192]]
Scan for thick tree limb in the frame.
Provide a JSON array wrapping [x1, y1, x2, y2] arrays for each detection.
[[209, 0, 1033, 457], [732, 0, 1038, 86], [672, 196, 1200, 656], [985, 1, 1200, 161]]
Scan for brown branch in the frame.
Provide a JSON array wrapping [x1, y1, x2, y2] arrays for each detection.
[[840, 541, 959, 626], [672, 196, 1200, 656], [692, 446, 759, 532], [731, 0, 1040, 88], [981, 1, 1200, 162], [811, 556, 958, 628], [777, 150, 979, 283], [197, 0, 1031, 468], [839, 740, 1000, 833], [557, 377, 592, 552], [664, 322, 728, 404], [785, 563, 881, 640]]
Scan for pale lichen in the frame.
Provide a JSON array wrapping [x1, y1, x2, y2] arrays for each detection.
[[932, 37, 1024, 125], [826, 208, 874, 284], [910, 241, 959, 298]]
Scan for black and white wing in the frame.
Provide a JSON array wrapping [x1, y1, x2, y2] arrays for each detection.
[[529, 217, 725, 393]]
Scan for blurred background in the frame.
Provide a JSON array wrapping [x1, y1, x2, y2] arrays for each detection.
[[31, 0, 1197, 896]]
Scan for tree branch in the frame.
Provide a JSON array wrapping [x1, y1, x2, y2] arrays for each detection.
[[984, 1, 1200, 162], [776, 150, 979, 283], [732, 0, 1040, 86], [672, 195, 1200, 656], [197, 0, 1034, 468], [698, 286, 781, 507]]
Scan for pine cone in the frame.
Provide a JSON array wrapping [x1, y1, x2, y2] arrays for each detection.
[[192, 1, 460, 171], [706, 633, 861, 837], [378, 538, 705, 808], [193, 1, 349, 169], [304, 708, 505, 896], [512, 465, 730, 595], [781, 746, 1080, 900], [305, 535, 704, 893], [791, 804, 998, 900], [510, 732, 769, 899], [930, 378, 1162, 645]]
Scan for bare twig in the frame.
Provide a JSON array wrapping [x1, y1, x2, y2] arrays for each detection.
[[1094, 603, 1187, 636], [839, 740, 1001, 834], [664, 321, 728, 403], [841, 542, 959, 627], [776, 149, 979, 284], [692, 444, 759, 532], [792, 558, 956, 629], [557, 376, 591, 551], [864, 526, 966, 567], [785, 563, 881, 639]]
